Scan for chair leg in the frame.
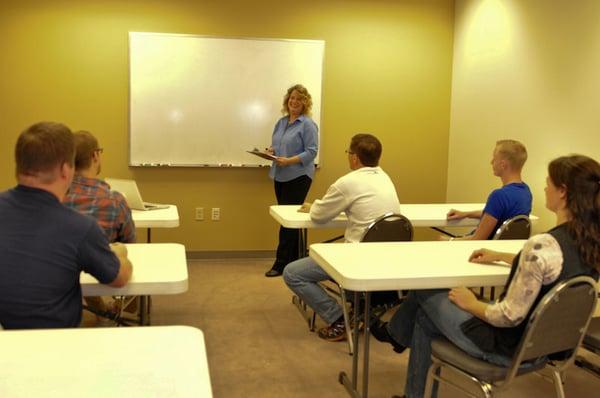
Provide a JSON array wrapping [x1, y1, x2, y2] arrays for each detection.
[[551, 370, 566, 398], [424, 361, 440, 398], [480, 383, 493, 398], [340, 288, 354, 355]]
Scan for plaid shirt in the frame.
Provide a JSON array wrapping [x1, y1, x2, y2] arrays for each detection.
[[64, 175, 136, 243]]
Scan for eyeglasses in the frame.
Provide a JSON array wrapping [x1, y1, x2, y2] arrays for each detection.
[[95, 148, 104, 154], [345, 149, 355, 155]]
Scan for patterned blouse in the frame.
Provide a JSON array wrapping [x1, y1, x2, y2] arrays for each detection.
[[484, 233, 563, 327]]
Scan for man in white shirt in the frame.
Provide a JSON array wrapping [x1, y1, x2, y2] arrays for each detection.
[[283, 133, 401, 341]]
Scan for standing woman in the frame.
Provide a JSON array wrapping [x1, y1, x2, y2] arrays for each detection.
[[265, 84, 319, 277]]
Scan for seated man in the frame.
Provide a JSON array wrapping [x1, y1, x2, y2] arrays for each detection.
[[63, 130, 136, 320], [0, 122, 132, 329], [442, 139, 532, 240], [64, 130, 136, 243], [283, 133, 401, 341]]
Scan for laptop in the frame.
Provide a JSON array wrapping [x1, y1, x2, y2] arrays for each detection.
[[104, 178, 169, 211]]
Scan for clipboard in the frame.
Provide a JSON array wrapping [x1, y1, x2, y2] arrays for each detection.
[[246, 148, 276, 161]]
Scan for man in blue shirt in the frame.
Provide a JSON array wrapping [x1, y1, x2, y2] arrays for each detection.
[[443, 139, 532, 240], [0, 122, 132, 329]]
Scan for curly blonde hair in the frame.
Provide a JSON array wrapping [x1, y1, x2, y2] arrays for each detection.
[[282, 84, 312, 116]]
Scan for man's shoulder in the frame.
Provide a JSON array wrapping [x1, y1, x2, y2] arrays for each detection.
[[0, 189, 10, 201], [59, 204, 98, 228], [106, 189, 129, 207], [490, 182, 531, 199], [341, 167, 388, 181]]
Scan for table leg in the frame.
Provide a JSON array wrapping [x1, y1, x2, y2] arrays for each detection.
[[146, 295, 152, 324], [352, 291, 360, 388], [298, 228, 308, 258], [139, 295, 147, 325], [339, 291, 362, 397], [142, 227, 152, 326], [303, 229, 308, 256], [362, 292, 371, 398]]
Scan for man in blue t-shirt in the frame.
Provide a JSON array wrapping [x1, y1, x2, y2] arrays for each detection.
[[0, 122, 133, 329], [442, 139, 532, 240]]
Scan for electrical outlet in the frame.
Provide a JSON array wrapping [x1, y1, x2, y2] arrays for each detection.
[[211, 207, 220, 221], [195, 207, 204, 221]]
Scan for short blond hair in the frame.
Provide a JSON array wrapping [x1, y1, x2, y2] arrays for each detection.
[[495, 139, 527, 170], [282, 84, 313, 116]]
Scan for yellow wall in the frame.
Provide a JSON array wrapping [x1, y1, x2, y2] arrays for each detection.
[[0, 0, 454, 251], [447, 0, 600, 233]]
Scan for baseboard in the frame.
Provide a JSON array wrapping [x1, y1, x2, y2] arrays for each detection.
[[186, 250, 275, 259]]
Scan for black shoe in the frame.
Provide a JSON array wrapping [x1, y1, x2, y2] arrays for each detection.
[[370, 321, 406, 354], [265, 268, 282, 277]]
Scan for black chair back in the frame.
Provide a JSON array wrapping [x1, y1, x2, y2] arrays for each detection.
[[493, 215, 531, 240], [361, 213, 413, 243]]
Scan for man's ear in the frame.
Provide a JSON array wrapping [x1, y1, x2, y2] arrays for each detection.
[[60, 162, 69, 178], [60, 162, 73, 179]]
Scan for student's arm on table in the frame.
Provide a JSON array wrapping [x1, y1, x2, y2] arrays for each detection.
[[469, 248, 516, 266], [448, 248, 517, 321], [446, 208, 483, 220], [108, 243, 133, 287], [310, 185, 347, 224], [441, 212, 498, 241]]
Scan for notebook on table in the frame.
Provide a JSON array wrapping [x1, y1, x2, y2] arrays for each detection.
[[104, 178, 169, 211]]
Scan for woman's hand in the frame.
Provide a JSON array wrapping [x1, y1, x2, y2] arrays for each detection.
[[275, 156, 291, 166], [275, 156, 300, 166], [448, 287, 478, 312], [469, 248, 501, 263]]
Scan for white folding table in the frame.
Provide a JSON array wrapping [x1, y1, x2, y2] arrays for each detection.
[[271, 203, 510, 331], [270, 203, 538, 254], [270, 203, 487, 230], [0, 326, 212, 397], [270, 203, 487, 257], [81, 243, 188, 325], [132, 204, 180, 242], [309, 239, 526, 398], [129, 207, 181, 324]]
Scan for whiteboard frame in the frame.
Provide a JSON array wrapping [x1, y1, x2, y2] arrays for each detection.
[[127, 31, 325, 168]]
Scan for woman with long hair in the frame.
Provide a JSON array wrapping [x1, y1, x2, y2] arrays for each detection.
[[373, 154, 600, 398]]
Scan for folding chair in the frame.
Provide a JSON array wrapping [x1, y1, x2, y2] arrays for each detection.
[[423, 275, 598, 398], [335, 213, 413, 353], [575, 316, 600, 377]]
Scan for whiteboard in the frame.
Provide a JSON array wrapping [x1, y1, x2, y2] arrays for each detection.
[[128, 32, 324, 167]]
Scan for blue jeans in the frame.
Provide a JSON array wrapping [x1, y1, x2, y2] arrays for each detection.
[[283, 256, 344, 325], [387, 290, 512, 398]]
